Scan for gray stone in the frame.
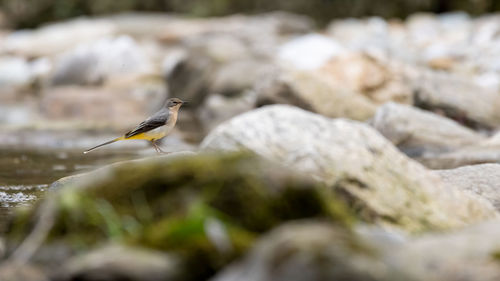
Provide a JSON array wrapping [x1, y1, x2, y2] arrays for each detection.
[[201, 105, 496, 232], [255, 70, 377, 120], [415, 135, 500, 169], [0, 56, 32, 87], [198, 91, 257, 133], [212, 221, 396, 281], [165, 12, 312, 107], [372, 102, 484, 156], [387, 219, 500, 281], [277, 33, 346, 70], [436, 164, 500, 211], [412, 71, 500, 129]]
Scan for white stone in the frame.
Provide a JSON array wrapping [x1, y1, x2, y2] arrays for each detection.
[[278, 33, 346, 70]]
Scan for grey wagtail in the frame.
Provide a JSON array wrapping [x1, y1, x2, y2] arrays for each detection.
[[84, 98, 185, 154]]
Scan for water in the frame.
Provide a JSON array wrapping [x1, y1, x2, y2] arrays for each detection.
[[0, 149, 141, 227]]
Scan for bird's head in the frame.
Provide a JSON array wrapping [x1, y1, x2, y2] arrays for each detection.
[[165, 98, 185, 109]]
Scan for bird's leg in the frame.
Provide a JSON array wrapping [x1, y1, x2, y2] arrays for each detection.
[[153, 140, 168, 154], [151, 140, 160, 154], [154, 140, 169, 154]]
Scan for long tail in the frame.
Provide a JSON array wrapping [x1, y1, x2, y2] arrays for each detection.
[[83, 137, 123, 154]]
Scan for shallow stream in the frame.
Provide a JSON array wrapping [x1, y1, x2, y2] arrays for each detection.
[[0, 149, 139, 229]]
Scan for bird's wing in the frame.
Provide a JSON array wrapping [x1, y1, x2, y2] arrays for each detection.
[[124, 109, 170, 138]]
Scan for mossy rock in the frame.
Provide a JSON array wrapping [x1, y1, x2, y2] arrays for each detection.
[[7, 152, 353, 280]]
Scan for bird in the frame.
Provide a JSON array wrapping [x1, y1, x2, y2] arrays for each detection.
[[84, 98, 186, 154]]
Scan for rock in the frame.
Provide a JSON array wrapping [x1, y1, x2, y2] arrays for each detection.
[[0, 57, 31, 88], [255, 70, 377, 120], [319, 53, 413, 104], [201, 105, 497, 232], [412, 71, 500, 129], [371, 102, 485, 157], [253, 71, 313, 110], [326, 17, 396, 57], [52, 36, 152, 85], [277, 33, 346, 70], [54, 244, 180, 281], [0, 104, 37, 126], [212, 221, 394, 281], [165, 12, 312, 106], [0, 262, 48, 281], [40, 77, 166, 129], [0, 56, 32, 87], [320, 52, 387, 92], [198, 91, 257, 133], [436, 164, 500, 211], [259, 53, 411, 119], [416, 147, 500, 169], [166, 34, 274, 107], [387, 219, 500, 281], [3, 18, 116, 57], [288, 71, 377, 120], [7, 152, 353, 281], [0, 55, 53, 90], [210, 60, 275, 96], [215, 219, 500, 281], [414, 132, 500, 169]]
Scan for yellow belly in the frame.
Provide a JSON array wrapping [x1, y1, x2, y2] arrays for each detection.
[[123, 125, 171, 141]]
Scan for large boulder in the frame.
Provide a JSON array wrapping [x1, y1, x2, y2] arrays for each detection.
[[372, 102, 485, 157], [201, 105, 497, 232]]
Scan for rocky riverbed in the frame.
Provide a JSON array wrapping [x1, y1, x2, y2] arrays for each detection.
[[3, 10, 500, 281]]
